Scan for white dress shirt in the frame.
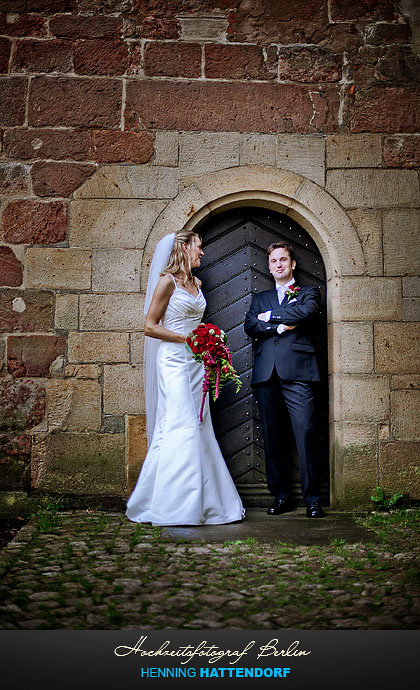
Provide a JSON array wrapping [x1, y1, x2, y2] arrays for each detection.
[[260, 278, 295, 334]]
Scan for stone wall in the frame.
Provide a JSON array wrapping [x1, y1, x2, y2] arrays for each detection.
[[0, 0, 419, 513]]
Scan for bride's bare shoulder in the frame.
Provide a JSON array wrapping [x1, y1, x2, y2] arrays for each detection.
[[156, 274, 176, 295]]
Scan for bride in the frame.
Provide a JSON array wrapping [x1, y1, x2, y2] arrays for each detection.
[[126, 229, 245, 526]]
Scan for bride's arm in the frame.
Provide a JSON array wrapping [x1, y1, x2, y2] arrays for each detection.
[[144, 275, 187, 344]]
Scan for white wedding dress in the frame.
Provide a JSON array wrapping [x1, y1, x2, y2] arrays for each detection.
[[126, 280, 245, 526]]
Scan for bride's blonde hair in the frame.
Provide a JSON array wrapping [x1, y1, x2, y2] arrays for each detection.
[[161, 229, 201, 287]]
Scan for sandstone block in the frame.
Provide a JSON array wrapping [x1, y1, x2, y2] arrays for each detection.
[[391, 390, 420, 441], [0, 248, 23, 287], [335, 434, 378, 508], [55, 293, 78, 330], [403, 298, 420, 321], [379, 441, 420, 499], [326, 169, 419, 208], [240, 134, 276, 166], [31, 432, 125, 495], [0, 162, 29, 195], [326, 134, 381, 168], [347, 210, 382, 277], [28, 76, 122, 129], [125, 80, 340, 134], [103, 364, 143, 415], [0, 13, 48, 37], [403, 277, 420, 297], [179, 132, 240, 187], [74, 38, 129, 76], [92, 130, 154, 164], [349, 86, 420, 134], [278, 46, 341, 82], [341, 278, 400, 321], [375, 323, 420, 374], [0, 289, 54, 332], [0, 77, 27, 126], [0, 200, 67, 245], [205, 44, 273, 81], [49, 15, 121, 38], [154, 131, 179, 167], [31, 162, 96, 198], [336, 421, 377, 447], [3, 129, 91, 161], [26, 249, 91, 290], [92, 248, 142, 292], [392, 375, 420, 390], [0, 379, 46, 432], [179, 15, 227, 41], [383, 210, 420, 276], [47, 378, 101, 432], [68, 331, 129, 363], [65, 364, 101, 379], [74, 165, 178, 199], [384, 135, 420, 168], [130, 332, 144, 364], [12, 38, 73, 73], [126, 414, 147, 494], [277, 135, 325, 186], [144, 41, 201, 78], [339, 375, 389, 421], [69, 199, 166, 248], [340, 322, 373, 374], [80, 294, 144, 331], [7, 334, 66, 378]]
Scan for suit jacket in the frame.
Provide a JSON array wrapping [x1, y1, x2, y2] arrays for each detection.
[[244, 285, 321, 385]]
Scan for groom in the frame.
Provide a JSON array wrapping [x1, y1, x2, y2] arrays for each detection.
[[244, 241, 324, 518]]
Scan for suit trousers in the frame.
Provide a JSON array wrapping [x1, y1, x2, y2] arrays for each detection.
[[255, 368, 321, 505]]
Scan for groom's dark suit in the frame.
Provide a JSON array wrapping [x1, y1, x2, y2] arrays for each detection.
[[244, 285, 321, 505]]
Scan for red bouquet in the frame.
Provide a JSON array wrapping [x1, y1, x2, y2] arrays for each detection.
[[186, 322, 242, 422]]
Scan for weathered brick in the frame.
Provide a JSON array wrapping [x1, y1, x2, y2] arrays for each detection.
[[28, 77, 122, 129], [31, 431, 125, 495], [0, 0, 25, 10], [0, 248, 23, 287], [80, 294, 144, 331], [70, 199, 166, 248], [77, 0, 135, 12], [326, 169, 419, 208], [0, 163, 29, 195], [205, 44, 273, 80], [26, 248, 91, 289], [74, 39, 129, 76], [383, 135, 420, 168], [125, 80, 340, 133], [27, 0, 73, 9], [31, 162, 97, 198], [326, 134, 381, 168], [0, 200, 67, 245], [330, 0, 396, 22], [391, 391, 420, 441], [3, 129, 91, 161], [92, 130, 154, 163], [0, 380, 46, 432], [144, 41, 201, 78], [0, 289, 54, 332], [0, 13, 48, 37], [349, 86, 420, 133], [363, 22, 412, 45], [49, 15, 121, 38], [68, 331, 129, 363], [141, 16, 181, 39], [278, 46, 341, 82], [103, 363, 143, 414], [47, 379, 101, 432], [11, 39, 73, 74], [379, 441, 420, 499], [383, 210, 420, 276], [7, 334, 66, 378], [0, 37, 11, 73], [375, 323, 420, 374], [92, 248, 142, 292], [0, 77, 27, 126], [341, 278, 400, 321]]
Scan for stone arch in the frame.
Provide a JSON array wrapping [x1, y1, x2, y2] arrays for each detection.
[[143, 166, 365, 507]]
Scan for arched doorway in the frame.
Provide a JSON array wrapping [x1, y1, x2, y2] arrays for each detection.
[[195, 206, 329, 507]]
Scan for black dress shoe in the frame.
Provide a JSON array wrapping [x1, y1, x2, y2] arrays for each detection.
[[267, 498, 293, 515], [306, 502, 325, 518]]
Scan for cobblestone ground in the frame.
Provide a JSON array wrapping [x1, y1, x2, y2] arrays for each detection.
[[0, 509, 419, 631]]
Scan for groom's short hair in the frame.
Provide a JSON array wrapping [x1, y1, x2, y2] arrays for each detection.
[[266, 241, 295, 263]]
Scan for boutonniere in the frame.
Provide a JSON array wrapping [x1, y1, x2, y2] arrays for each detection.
[[285, 285, 301, 301]]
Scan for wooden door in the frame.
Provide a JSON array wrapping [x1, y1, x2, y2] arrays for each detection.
[[196, 207, 329, 506]]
